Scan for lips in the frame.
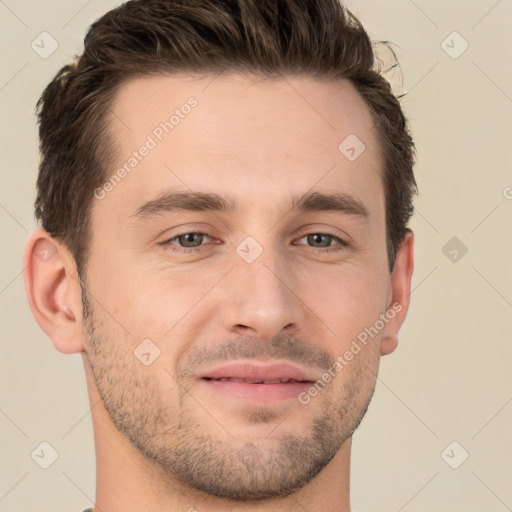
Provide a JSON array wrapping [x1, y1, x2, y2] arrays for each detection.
[[209, 377, 303, 384], [200, 362, 315, 383], [198, 362, 316, 404]]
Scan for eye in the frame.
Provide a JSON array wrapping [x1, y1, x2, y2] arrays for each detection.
[[165, 232, 213, 251], [295, 233, 348, 251]]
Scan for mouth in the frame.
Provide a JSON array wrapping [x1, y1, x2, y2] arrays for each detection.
[[199, 362, 316, 403], [203, 377, 307, 384]]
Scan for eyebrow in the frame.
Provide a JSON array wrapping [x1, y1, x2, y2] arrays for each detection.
[[130, 189, 369, 222], [291, 191, 369, 219], [131, 190, 238, 220]]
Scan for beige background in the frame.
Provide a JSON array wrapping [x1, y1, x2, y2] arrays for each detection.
[[1, 1, 511, 511]]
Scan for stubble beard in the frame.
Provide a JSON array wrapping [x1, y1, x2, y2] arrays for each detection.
[[81, 286, 378, 501]]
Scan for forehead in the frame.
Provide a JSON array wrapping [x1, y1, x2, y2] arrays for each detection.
[[98, 73, 384, 223]]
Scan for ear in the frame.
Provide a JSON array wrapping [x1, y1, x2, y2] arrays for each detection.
[[380, 229, 414, 356], [23, 228, 85, 354]]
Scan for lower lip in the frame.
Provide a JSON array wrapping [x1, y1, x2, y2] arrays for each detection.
[[200, 379, 312, 403]]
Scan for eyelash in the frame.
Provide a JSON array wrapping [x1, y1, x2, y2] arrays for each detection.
[[162, 231, 349, 254]]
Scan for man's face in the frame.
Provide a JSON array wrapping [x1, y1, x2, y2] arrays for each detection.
[[83, 73, 392, 499]]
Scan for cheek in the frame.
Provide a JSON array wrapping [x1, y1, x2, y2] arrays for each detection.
[[85, 247, 187, 335], [132, 267, 221, 326], [296, 261, 389, 344], [88, 264, 224, 373]]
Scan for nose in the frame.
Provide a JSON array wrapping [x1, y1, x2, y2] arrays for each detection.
[[220, 249, 306, 341]]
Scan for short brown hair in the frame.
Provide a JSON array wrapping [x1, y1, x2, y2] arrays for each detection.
[[35, 0, 417, 274]]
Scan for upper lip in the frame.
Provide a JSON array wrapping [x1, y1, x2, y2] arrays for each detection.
[[200, 362, 316, 383]]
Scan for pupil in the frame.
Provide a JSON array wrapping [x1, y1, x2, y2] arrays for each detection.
[[308, 234, 330, 247], [181, 233, 201, 247]]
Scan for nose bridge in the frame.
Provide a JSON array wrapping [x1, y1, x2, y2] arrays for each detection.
[[220, 241, 304, 338]]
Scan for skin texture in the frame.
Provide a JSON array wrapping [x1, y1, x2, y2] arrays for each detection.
[[24, 73, 414, 512]]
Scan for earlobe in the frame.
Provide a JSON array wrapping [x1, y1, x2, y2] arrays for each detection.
[[23, 229, 85, 354], [380, 230, 415, 356], [380, 334, 398, 356]]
